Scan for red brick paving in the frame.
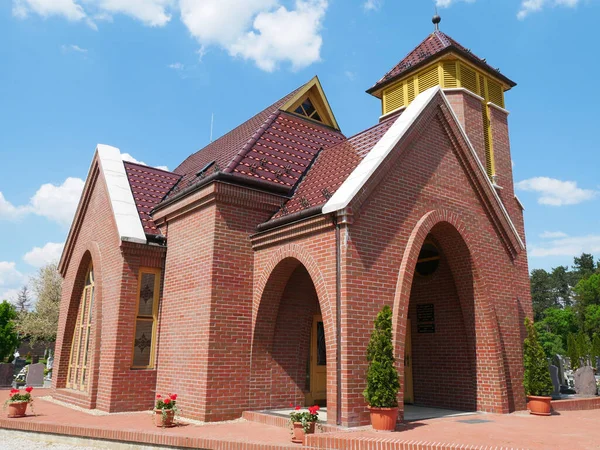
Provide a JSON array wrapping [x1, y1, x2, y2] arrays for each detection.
[[2, 391, 600, 449]]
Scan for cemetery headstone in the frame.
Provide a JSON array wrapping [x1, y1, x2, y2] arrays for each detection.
[[26, 363, 44, 387], [45, 355, 54, 379], [0, 363, 14, 387], [553, 355, 568, 385], [574, 366, 597, 396], [13, 358, 26, 373], [549, 365, 561, 399], [32, 355, 39, 364]]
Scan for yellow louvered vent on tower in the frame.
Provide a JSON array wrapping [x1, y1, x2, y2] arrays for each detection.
[[407, 78, 416, 103], [461, 65, 478, 94], [487, 80, 504, 109], [384, 85, 405, 113], [443, 62, 458, 88], [418, 66, 439, 93]]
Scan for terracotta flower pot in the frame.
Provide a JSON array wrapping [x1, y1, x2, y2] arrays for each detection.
[[154, 408, 175, 427], [369, 406, 399, 431], [527, 395, 552, 416], [7, 402, 28, 418], [291, 421, 315, 444]]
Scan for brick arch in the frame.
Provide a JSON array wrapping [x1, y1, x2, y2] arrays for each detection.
[[250, 244, 335, 413], [54, 242, 103, 408], [392, 210, 509, 415]]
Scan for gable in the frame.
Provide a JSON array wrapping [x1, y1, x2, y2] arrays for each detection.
[[323, 86, 524, 257], [281, 76, 340, 130]]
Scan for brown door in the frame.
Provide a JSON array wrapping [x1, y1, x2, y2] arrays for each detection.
[[404, 318, 414, 404], [306, 314, 327, 406]]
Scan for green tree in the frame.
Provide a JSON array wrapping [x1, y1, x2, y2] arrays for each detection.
[[574, 273, 600, 309], [550, 266, 573, 307], [15, 263, 62, 344], [363, 305, 400, 408], [591, 335, 600, 369], [523, 318, 553, 397], [572, 253, 598, 282], [567, 333, 580, 370], [576, 332, 592, 365], [583, 304, 600, 336], [0, 301, 20, 361], [534, 321, 565, 358], [530, 269, 554, 321], [539, 307, 578, 348]]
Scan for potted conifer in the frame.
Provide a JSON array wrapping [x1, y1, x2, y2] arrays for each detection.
[[363, 305, 400, 431], [523, 318, 554, 416]]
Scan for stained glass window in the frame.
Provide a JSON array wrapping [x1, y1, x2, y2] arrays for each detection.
[[317, 321, 326, 366], [132, 269, 160, 369]]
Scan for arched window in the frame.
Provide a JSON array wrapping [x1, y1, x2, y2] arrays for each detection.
[[67, 264, 94, 391]]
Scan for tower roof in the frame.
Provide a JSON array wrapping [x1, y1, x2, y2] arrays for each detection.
[[367, 30, 516, 98]]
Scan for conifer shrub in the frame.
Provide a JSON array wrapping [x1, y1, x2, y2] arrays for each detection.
[[523, 318, 553, 397], [363, 305, 400, 408], [567, 333, 579, 370]]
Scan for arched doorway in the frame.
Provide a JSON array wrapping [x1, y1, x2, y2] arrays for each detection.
[[393, 212, 508, 418], [250, 257, 331, 411], [66, 263, 95, 392], [404, 232, 477, 412]]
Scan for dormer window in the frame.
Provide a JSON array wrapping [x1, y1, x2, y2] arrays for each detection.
[[294, 98, 323, 123]]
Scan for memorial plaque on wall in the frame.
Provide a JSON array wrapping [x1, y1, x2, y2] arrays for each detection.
[[417, 303, 435, 333]]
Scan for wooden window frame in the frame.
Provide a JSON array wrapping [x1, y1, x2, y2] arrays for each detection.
[[131, 267, 161, 370], [66, 263, 94, 391]]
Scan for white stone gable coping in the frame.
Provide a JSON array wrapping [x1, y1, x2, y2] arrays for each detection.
[[96, 144, 147, 245], [322, 86, 525, 251]]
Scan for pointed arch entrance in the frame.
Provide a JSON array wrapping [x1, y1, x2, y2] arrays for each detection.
[[250, 255, 334, 412], [393, 210, 509, 417]]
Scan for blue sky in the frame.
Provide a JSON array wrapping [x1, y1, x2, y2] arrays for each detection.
[[1, 0, 599, 301]]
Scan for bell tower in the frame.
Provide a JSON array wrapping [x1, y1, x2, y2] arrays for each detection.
[[366, 16, 517, 189]]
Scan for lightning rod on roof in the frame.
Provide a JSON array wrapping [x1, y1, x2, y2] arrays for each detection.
[[210, 113, 214, 143], [432, 7, 441, 31]]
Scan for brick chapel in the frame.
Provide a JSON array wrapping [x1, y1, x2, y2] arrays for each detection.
[[54, 19, 532, 427]]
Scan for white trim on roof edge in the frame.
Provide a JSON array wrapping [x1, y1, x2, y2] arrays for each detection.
[[96, 144, 147, 245], [322, 86, 525, 251]]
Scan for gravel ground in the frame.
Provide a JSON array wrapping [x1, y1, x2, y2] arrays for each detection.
[[0, 438, 101, 449]]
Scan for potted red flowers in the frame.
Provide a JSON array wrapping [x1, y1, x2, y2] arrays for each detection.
[[4, 386, 34, 418], [154, 393, 178, 427], [289, 404, 320, 444]]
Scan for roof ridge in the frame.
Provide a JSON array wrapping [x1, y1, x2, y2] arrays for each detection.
[[224, 110, 282, 174], [123, 160, 180, 176], [434, 30, 451, 48]]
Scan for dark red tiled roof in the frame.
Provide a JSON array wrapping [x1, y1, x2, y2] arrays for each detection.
[[368, 31, 515, 95], [169, 83, 346, 198], [124, 162, 181, 236], [271, 114, 399, 220], [231, 111, 346, 189]]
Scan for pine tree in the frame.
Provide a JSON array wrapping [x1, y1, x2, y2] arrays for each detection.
[[591, 334, 600, 369], [523, 318, 553, 397], [363, 305, 400, 408], [567, 333, 579, 370], [0, 301, 20, 361]]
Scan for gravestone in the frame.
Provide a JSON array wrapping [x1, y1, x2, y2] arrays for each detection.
[[45, 355, 54, 379], [553, 355, 568, 386], [25, 363, 44, 387], [13, 358, 26, 373], [549, 365, 561, 399], [0, 363, 13, 387], [574, 366, 597, 396], [32, 355, 39, 364]]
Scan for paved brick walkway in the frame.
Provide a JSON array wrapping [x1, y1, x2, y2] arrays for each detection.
[[2, 390, 600, 449]]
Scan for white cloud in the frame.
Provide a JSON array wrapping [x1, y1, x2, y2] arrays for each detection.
[[29, 177, 85, 226], [12, 0, 173, 28], [168, 62, 184, 70], [13, 0, 86, 21], [61, 44, 88, 53], [0, 178, 85, 226], [0, 262, 25, 288], [121, 153, 169, 171], [515, 177, 597, 206], [180, 0, 328, 72], [363, 0, 382, 11], [540, 231, 568, 239], [530, 233, 600, 258], [436, 0, 476, 7], [23, 242, 65, 268], [517, 0, 581, 19], [91, 0, 174, 27]]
